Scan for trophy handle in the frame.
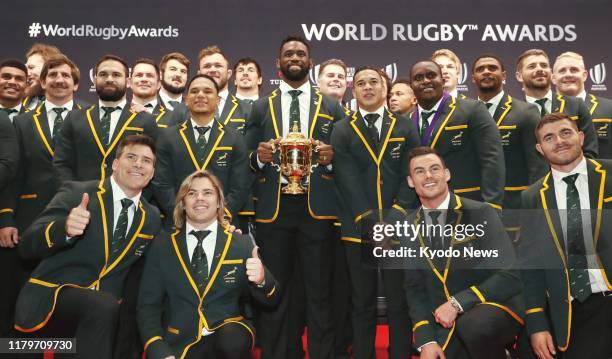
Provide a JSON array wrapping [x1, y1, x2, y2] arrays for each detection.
[[310, 140, 321, 172], [269, 139, 281, 172]]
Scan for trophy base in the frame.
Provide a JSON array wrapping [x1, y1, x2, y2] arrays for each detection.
[[281, 180, 307, 195]]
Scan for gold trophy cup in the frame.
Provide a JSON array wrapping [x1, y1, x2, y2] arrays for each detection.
[[270, 123, 319, 194]]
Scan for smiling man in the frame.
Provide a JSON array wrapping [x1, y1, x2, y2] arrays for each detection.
[[157, 52, 191, 122], [409, 60, 505, 208], [233, 57, 262, 103], [23, 43, 62, 111], [139, 170, 277, 359], [53, 54, 158, 184], [431, 49, 466, 99], [14, 134, 161, 359], [316, 58, 348, 105], [0, 59, 28, 121], [153, 74, 251, 229], [515, 49, 598, 158], [552, 51, 612, 159]]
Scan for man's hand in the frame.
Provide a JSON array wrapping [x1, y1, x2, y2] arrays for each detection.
[[531, 331, 556, 359], [314, 139, 334, 166], [421, 342, 446, 359], [257, 139, 279, 164], [226, 224, 242, 234], [65, 193, 91, 237], [434, 300, 459, 328], [0, 227, 18, 248], [246, 246, 265, 285], [130, 102, 148, 113]]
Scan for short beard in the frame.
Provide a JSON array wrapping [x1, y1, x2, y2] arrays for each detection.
[[161, 79, 186, 95], [281, 66, 309, 82], [96, 85, 126, 102]]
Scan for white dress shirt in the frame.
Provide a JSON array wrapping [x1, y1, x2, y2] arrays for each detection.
[[217, 88, 229, 118], [236, 93, 259, 101], [550, 157, 608, 294], [99, 98, 127, 142], [110, 176, 140, 235], [478, 90, 505, 118], [449, 89, 458, 99], [526, 90, 553, 114], [576, 90, 587, 101], [279, 80, 311, 136], [158, 89, 182, 111], [191, 118, 214, 143], [135, 98, 158, 114], [0, 104, 22, 122], [46, 100, 73, 135], [417, 96, 445, 133], [358, 105, 385, 138]]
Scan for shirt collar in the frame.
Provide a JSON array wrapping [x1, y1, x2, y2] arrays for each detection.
[[526, 89, 553, 104], [478, 90, 505, 112], [190, 117, 214, 129], [46, 100, 74, 112], [99, 98, 127, 110], [158, 88, 182, 105], [417, 95, 444, 116], [1, 104, 22, 112], [236, 93, 259, 101], [576, 90, 587, 101], [422, 191, 451, 210], [551, 156, 588, 185], [186, 220, 218, 240], [218, 88, 229, 102], [110, 176, 141, 210], [358, 106, 385, 122], [449, 89, 458, 99], [279, 80, 311, 96]]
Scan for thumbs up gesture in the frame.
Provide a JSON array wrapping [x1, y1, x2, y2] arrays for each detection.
[[246, 246, 265, 285], [65, 193, 91, 237]]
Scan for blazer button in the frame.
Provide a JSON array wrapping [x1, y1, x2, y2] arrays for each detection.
[[103, 163, 107, 168]]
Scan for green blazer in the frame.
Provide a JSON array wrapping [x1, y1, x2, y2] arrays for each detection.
[[519, 158, 612, 352], [0, 102, 85, 231], [585, 93, 612, 159], [53, 104, 158, 184], [153, 120, 251, 224], [244, 87, 345, 222], [0, 111, 18, 192], [14, 179, 161, 332], [493, 94, 548, 210], [218, 93, 251, 135], [550, 93, 598, 158], [151, 102, 183, 129], [331, 109, 421, 241], [403, 193, 523, 349], [413, 96, 505, 208], [138, 225, 278, 359]]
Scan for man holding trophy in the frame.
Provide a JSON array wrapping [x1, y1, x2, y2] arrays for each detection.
[[245, 35, 344, 359]]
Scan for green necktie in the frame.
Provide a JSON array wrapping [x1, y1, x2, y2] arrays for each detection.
[[100, 106, 119, 145], [190, 229, 212, 292], [110, 198, 133, 262], [535, 98, 548, 117], [364, 113, 380, 147], [420, 111, 434, 138], [168, 100, 180, 110], [52, 107, 66, 141], [288, 89, 302, 133], [194, 126, 211, 163], [563, 173, 592, 302]]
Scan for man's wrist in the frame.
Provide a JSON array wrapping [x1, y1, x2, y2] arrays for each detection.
[[449, 296, 464, 313]]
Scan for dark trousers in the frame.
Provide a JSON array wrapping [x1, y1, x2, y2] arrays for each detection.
[[344, 242, 412, 359], [186, 323, 252, 359], [444, 303, 525, 359], [0, 248, 35, 337], [21, 287, 120, 359], [559, 292, 612, 359], [256, 195, 335, 359]]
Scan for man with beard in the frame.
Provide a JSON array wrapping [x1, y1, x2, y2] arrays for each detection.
[[130, 58, 182, 128], [515, 49, 598, 158], [158, 52, 191, 122], [234, 57, 263, 105], [432, 49, 467, 99], [553, 51, 612, 159], [53, 54, 158, 184], [332, 66, 420, 359], [0, 59, 28, 122], [519, 113, 612, 359], [389, 77, 417, 116], [472, 54, 548, 216], [409, 60, 505, 208], [245, 35, 343, 359], [198, 46, 250, 133], [23, 43, 62, 111]]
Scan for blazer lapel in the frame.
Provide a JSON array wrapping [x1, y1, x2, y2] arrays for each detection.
[[308, 88, 321, 135], [171, 228, 201, 297], [539, 173, 566, 255], [493, 94, 513, 126], [110, 106, 131, 142], [351, 111, 379, 163], [86, 105, 106, 154], [31, 104, 54, 157], [179, 121, 200, 170], [271, 90, 283, 138], [429, 97, 456, 148], [207, 228, 228, 283], [220, 94, 239, 126], [587, 159, 605, 242], [552, 94, 565, 113]]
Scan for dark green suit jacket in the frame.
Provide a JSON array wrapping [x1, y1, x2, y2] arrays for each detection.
[[0, 111, 18, 192], [585, 93, 612, 159], [138, 225, 277, 359], [245, 87, 345, 222], [550, 94, 598, 158], [218, 93, 251, 135], [493, 93, 548, 210], [519, 158, 612, 352], [0, 101, 86, 231], [153, 120, 251, 223], [403, 193, 523, 349], [151, 102, 183, 129], [414, 96, 505, 207], [157, 94, 190, 124], [53, 104, 158, 184], [14, 179, 161, 332], [331, 109, 420, 241]]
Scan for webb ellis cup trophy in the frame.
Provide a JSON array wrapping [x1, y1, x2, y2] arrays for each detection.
[[270, 122, 320, 194]]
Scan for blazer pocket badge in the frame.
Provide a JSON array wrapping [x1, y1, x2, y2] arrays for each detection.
[[390, 143, 402, 159], [134, 242, 148, 256], [597, 123, 609, 139], [223, 266, 238, 284], [320, 121, 331, 134], [451, 131, 463, 146], [216, 152, 228, 167], [501, 131, 512, 146]]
